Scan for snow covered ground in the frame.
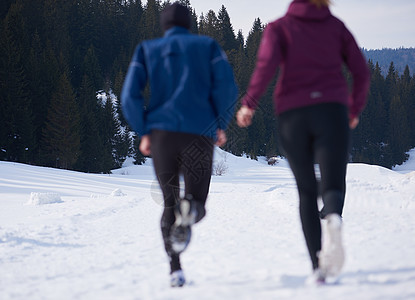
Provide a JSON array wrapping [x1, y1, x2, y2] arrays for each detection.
[[1, 149, 415, 300]]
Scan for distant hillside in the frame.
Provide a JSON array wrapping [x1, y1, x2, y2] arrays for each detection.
[[362, 48, 415, 75]]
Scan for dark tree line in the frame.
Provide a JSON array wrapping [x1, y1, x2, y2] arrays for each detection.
[[1, 0, 414, 173], [363, 48, 415, 76], [351, 62, 415, 167]]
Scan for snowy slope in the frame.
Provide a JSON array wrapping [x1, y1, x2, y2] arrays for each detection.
[[1, 149, 415, 300], [394, 148, 415, 174]]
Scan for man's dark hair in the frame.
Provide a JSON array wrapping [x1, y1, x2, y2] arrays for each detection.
[[160, 2, 191, 32]]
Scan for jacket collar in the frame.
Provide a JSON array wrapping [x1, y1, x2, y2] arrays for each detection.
[[287, 0, 331, 21], [164, 26, 190, 37]]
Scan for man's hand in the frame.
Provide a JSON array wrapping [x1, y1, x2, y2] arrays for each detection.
[[237, 105, 255, 128], [216, 129, 227, 147], [139, 135, 151, 156]]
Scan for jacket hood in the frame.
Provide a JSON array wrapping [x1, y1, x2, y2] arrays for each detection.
[[287, 0, 331, 21]]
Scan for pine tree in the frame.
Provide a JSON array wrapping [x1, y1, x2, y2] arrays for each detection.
[[26, 30, 51, 163], [233, 32, 249, 89], [1, 0, 13, 20], [222, 30, 249, 157], [370, 63, 388, 144], [409, 73, 415, 146], [189, 8, 199, 34], [43, 0, 72, 62], [96, 0, 125, 73], [83, 45, 104, 91], [41, 73, 81, 169], [384, 61, 398, 107], [97, 90, 131, 172], [246, 18, 264, 62], [379, 62, 399, 167], [177, 0, 191, 7], [245, 18, 264, 85], [71, 0, 99, 74], [140, 0, 161, 40], [198, 10, 219, 41], [125, 0, 144, 54], [112, 127, 131, 169], [236, 30, 244, 49], [110, 92, 131, 169], [0, 6, 34, 163], [388, 95, 410, 166], [244, 18, 273, 160], [399, 65, 415, 150], [113, 69, 128, 125], [75, 75, 104, 173], [352, 61, 377, 163], [217, 5, 237, 52]]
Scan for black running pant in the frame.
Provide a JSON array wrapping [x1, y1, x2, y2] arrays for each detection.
[[278, 103, 350, 269], [150, 129, 214, 272]]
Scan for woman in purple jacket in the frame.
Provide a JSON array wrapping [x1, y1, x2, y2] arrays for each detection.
[[237, 0, 370, 283]]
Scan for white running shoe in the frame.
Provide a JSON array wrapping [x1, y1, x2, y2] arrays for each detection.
[[170, 270, 186, 287], [319, 213, 345, 277], [306, 268, 326, 286]]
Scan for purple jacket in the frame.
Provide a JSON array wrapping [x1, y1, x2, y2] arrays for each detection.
[[242, 0, 370, 118]]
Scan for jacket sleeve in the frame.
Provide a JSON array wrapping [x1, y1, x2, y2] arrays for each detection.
[[121, 45, 148, 136], [241, 22, 282, 110], [342, 26, 370, 119], [210, 42, 238, 130]]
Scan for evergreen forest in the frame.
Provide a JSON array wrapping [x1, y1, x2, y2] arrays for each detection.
[[363, 48, 415, 76], [1, 0, 415, 173]]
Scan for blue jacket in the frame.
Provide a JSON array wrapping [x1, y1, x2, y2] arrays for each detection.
[[121, 27, 238, 139]]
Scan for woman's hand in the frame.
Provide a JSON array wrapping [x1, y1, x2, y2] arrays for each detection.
[[237, 106, 255, 128], [139, 135, 151, 156], [349, 117, 359, 130]]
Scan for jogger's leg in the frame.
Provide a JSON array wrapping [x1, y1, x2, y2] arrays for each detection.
[[310, 104, 348, 277], [151, 130, 214, 273], [289, 158, 321, 270], [181, 136, 214, 224], [157, 172, 182, 272], [151, 130, 182, 272], [312, 104, 349, 218], [278, 110, 321, 270], [279, 103, 349, 274]]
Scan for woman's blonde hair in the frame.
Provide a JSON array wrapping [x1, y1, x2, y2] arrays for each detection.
[[309, 0, 331, 7]]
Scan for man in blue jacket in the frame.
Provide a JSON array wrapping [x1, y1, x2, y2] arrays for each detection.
[[121, 2, 238, 287]]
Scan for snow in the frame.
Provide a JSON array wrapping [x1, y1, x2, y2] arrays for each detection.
[[394, 148, 415, 174], [1, 149, 415, 300], [96, 90, 118, 109], [26, 192, 63, 205]]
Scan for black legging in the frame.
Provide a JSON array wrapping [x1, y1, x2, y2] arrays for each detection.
[[278, 103, 350, 270], [150, 129, 214, 272]]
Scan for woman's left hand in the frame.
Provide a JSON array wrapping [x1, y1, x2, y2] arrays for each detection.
[[237, 106, 255, 128], [349, 117, 359, 130]]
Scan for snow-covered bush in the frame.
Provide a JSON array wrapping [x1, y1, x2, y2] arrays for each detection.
[[213, 152, 229, 176]]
